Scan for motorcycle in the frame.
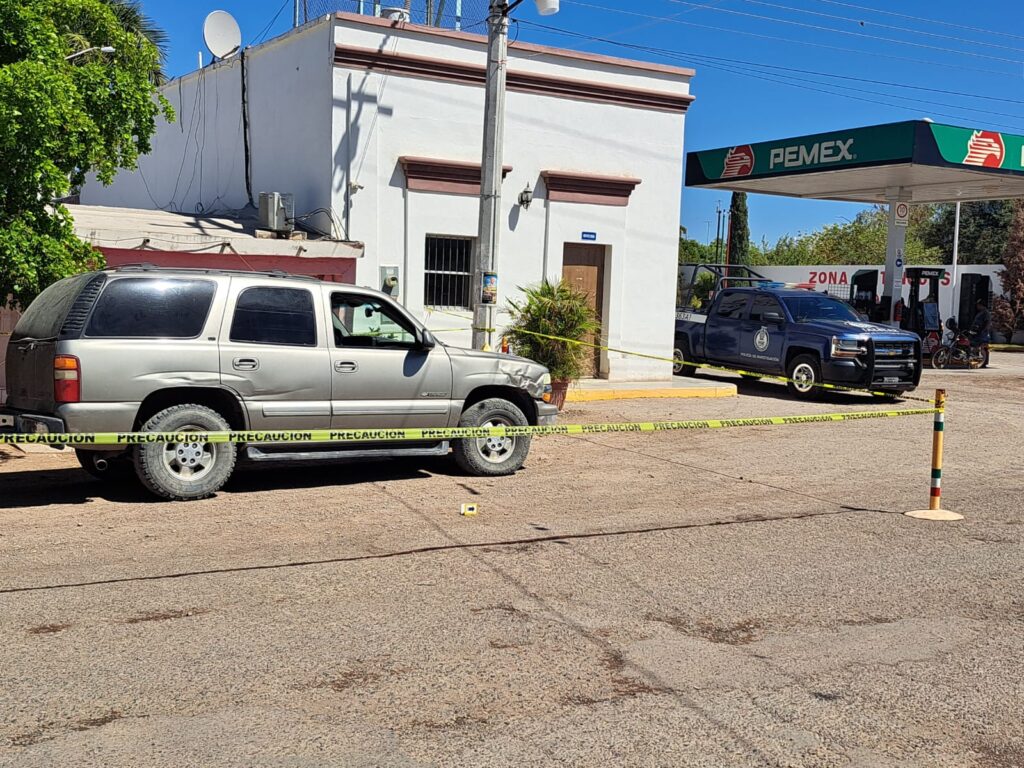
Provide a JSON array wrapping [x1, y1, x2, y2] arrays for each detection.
[[931, 318, 989, 370]]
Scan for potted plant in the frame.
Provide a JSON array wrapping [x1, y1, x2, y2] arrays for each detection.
[[505, 280, 600, 410]]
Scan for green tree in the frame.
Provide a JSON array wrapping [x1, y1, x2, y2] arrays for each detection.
[[727, 191, 750, 265], [101, 0, 168, 83], [920, 201, 1014, 264], [0, 0, 172, 308], [995, 199, 1024, 341], [678, 227, 714, 263], [749, 206, 940, 266]]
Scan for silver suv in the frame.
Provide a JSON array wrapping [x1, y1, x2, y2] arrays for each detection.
[[1, 266, 556, 500]]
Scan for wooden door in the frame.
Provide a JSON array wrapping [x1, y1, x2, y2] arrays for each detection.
[[562, 244, 605, 378]]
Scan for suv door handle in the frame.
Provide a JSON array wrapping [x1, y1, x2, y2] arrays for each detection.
[[335, 361, 359, 373], [232, 357, 260, 371]]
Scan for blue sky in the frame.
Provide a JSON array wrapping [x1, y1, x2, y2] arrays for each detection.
[[144, 0, 1024, 245]]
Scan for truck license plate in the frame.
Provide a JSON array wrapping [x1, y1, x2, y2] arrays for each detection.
[[883, 377, 899, 385]]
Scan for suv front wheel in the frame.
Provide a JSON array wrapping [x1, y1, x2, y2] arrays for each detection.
[[453, 398, 532, 476], [133, 404, 237, 501]]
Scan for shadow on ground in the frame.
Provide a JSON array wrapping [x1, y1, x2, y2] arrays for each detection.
[[691, 373, 906, 407], [0, 457, 459, 508]]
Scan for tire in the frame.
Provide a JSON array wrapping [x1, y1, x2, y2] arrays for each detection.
[[786, 354, 822, 400], [931, 346, 951, 370], [452, 398, 531, 477], [672, 339, 698, 377], [133, 404, 237, 501], [75, 450, 134, 482]]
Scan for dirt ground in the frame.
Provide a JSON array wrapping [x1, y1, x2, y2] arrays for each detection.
[[1, 355, 1022, 767]]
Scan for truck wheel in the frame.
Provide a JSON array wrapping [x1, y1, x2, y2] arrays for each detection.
[[75, 450, 134, 482], [786, 354, 822, 399], [672, 340, 697, 377], [453, 398, 531, 477], [133, 404, 237, 501]]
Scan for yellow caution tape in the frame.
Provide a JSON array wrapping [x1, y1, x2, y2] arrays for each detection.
[[0, 408, 939, 446], [510, 328, 936, 404]]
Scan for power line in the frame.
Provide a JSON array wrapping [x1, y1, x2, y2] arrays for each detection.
[[737, 0, 1024, 55], [636, 0, 1024, 66], [517, 21, 1024, 131], [558, 0, 1018, 78], [253, 0, 291, 45], [811, 0, 1024, 44]]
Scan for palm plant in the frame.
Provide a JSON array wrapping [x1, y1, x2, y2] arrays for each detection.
[[101, 0, 168, 83], [505, 280, 600, 385]]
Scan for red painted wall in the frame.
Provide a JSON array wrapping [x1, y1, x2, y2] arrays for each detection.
[[100, 247, 357, 284]]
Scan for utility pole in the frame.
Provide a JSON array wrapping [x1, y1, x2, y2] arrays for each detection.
[[714, 201, 723, 263], [473, 1, 510, 351], [472, 0, 558, 350]]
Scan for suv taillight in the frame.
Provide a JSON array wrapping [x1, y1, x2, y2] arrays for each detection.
[[54, 355, 81, 404]]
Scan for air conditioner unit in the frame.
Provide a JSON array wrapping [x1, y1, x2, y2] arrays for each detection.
[[258, 192, 294, 233]]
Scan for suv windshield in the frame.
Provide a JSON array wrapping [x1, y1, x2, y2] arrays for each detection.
[[783, 294, 860, 323]]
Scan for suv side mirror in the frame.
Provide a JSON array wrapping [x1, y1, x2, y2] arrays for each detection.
[[418, 329, 436, 350], [763, 311, 784, 324]]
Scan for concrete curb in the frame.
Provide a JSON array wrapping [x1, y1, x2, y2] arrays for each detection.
[[566, 383, 738, 402]]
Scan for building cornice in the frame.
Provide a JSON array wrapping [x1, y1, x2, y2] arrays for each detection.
[[334, 12, 696, 79], [335, 45, 694, 114], [541, 171, 642, 207], [400, 156, 512, 195]]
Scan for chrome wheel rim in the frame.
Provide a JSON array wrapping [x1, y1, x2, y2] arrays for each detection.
[[477, 416, 515, 465], [792, 363, 815, 393], [673, 348, 684, 374], [162, 425, 215, 481]]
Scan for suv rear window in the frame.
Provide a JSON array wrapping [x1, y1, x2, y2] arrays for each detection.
[[11, 273, 97, 342], [230, 287, 317, 346], [86, 278, 216, 338]]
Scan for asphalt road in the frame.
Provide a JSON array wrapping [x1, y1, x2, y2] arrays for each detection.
[[1, 354, 1022, 767]]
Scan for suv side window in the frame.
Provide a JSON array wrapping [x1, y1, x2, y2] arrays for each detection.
[[331, 293, 417, 348], [716, 292, 749, 319], [86, 278, 216, 338], [230, 287, 317, 346], [749, 294, 783, 323]]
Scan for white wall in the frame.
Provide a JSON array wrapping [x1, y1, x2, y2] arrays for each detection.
[[82, 14, 692, 381], [82, 20, 337, 238], [332, 19, 690, 380]]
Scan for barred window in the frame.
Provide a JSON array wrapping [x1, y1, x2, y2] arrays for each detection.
[[424, 236, 474, 310]]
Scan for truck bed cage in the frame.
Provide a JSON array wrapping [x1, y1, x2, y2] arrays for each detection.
[[677, 263, 769, 312]]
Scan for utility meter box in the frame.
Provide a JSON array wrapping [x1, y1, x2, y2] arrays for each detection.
[[380, 266, 401, 298], [258, 192, 294, 233]]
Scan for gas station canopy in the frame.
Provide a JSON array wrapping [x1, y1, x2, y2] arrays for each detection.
[[685, 120, 1024, 204]]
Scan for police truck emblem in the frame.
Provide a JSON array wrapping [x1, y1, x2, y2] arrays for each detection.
[[721, 145, 754, 178], [963, 130, 1005, 168], [754, 326, 770, 352]]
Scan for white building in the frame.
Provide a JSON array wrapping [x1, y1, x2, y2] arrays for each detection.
[[82, 11, 695, 380]]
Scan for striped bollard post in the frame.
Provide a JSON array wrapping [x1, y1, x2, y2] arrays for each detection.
[[906, 389, 963, 521]]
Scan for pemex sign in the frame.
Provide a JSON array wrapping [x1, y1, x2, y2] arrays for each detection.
[[686, 121, 1024, 190], [688, 123, 917, 183], [929, 124, 1024, 172]]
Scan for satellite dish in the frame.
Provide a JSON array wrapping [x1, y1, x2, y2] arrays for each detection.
[[203, 11, 241, 60]]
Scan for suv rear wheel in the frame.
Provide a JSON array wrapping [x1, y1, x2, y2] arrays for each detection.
[[133, 404, 237, 501], [453, 398, 531, 476]]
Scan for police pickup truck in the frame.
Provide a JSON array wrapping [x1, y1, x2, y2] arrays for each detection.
[[673, 267, 922, 399]]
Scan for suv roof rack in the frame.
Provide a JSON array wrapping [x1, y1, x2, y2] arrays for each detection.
[[111, 264, 321, 281]]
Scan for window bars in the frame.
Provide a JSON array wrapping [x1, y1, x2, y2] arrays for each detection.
[[424, 235, 474, 310]]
